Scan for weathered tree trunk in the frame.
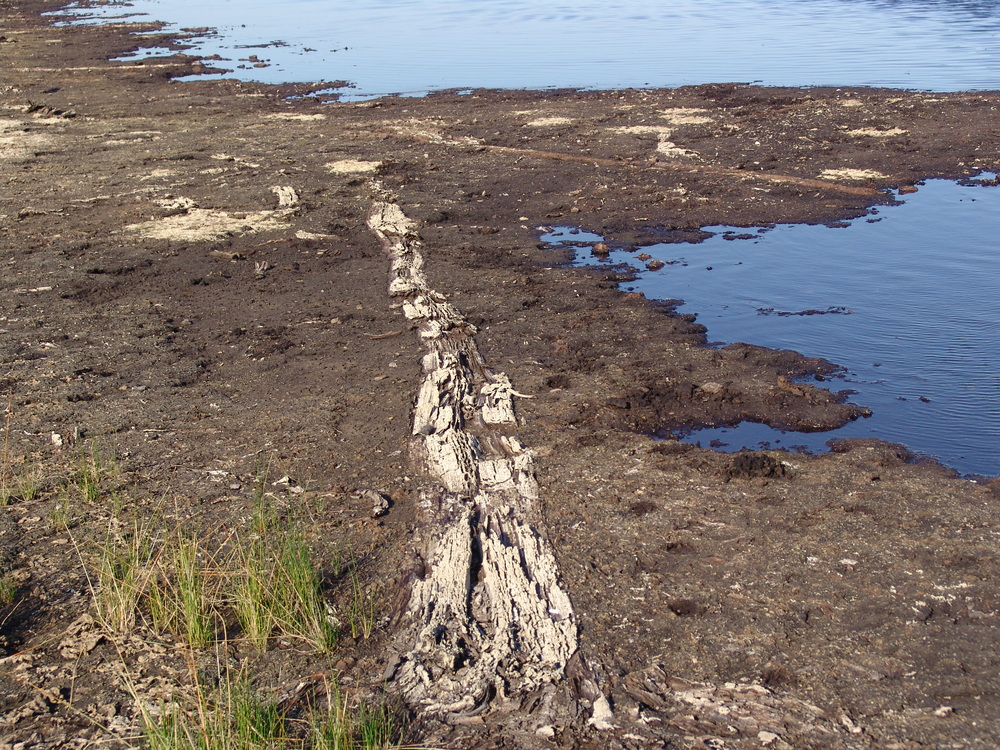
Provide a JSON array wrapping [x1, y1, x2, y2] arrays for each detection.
[[367, 187, 595, 722]]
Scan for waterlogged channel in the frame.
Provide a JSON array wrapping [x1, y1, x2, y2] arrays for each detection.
[[543, 175, 1000, 477]]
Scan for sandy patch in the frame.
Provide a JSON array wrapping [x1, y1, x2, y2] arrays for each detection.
[[325, 159, 383, 175], [818, 168, 888, 181], [615, 125, 675, 137], [142, 168, 179, 180], [847, 127, 908, 137], [127, 209, 293, 241], [381, 117, 482, 147], [295, 230, 338, 240], [0, 118, 50, 160], [839, 99, 865, 108], [158, 196, 197, 213], [657, 141, 699, 158], [209, 152, 262, 168], [659, 108, 712, 125], [0, 118, 26, 132], [525, 116, 575, 127], [127, 186, 299, 241], [273, 185, 298, 207], [264, 112, 327, 122], [615, 125, 698, 158]]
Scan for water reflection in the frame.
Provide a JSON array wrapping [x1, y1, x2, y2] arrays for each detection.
[[54, 0, 1000, 96], [543, 175, 1000, 478]]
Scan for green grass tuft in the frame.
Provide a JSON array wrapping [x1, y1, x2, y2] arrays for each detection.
[[149, 532, 214, 649], [94, 519, 157, 633], [0, 574, 16, 607], [232, 508, 338, 652], [137, 671, 287, 750]]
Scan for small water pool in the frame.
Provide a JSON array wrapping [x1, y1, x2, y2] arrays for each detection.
[[543, 175, 1000, 478]]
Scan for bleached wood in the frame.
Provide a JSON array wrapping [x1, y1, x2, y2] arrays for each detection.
[[367, 184, 588, 719]]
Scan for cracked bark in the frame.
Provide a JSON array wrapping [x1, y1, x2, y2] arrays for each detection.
[[367, 186, 595, 723]]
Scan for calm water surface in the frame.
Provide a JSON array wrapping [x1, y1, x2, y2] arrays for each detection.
[[543, 176, 1000, 477], [55, 0, 1000, 96]]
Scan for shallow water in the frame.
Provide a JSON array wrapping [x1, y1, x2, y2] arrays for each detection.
[[543, 176, 1000, 477], [54, 0, 1000, 97]]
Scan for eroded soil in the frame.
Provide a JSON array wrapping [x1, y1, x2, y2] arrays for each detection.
[[2, 1, 1000, 748]]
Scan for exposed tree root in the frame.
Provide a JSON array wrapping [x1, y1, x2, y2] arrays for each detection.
[[367, 186, 594, 724]]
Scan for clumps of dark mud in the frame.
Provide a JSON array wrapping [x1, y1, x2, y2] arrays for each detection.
[[722, 451, 787, 481], [649, 440, 695, 456], [546, 373, 572, 390], [628, 499, 660, 516], [667, 598, 707, 617], [828, 438, 915, 465], [984, 477, 1000, 500]]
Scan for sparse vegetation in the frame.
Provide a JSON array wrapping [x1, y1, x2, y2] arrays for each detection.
[[232, 536, 276, 650], [82, 494, 392, 748], [93, 519, 156, 633], [87, 498, 345, 653], [148, 531, 214, 649], [134, 669, 403, 750], [49, 496, 72, 531], [1, 394, 13, 507], [135, 669, 287, 750], [1, 397, 40, 507], [232, 500, 339, 652], [0, 574, 16, 607], [1, 458, 40, 507], [72, 442, 117, 505], [310, 683, 401, 750], [270, 524, 339, 651], [347, 565, 376, 641]]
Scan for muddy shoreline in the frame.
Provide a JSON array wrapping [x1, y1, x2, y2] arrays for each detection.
[[3, 1, 1000, 748]]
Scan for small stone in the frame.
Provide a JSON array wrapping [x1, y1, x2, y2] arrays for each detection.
[[933, 705, 954, 717], [334, 657, 355, 672], [587, 695, 616, 731], [359, 488, 391, 518], [758, 731, 780, 745]]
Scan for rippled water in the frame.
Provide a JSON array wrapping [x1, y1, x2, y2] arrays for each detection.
[[54, 0, 1000, 96], [543, 176, 1000, 477]]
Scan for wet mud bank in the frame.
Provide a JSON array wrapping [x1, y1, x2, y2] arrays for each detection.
[[2, 1, 1000, 748]]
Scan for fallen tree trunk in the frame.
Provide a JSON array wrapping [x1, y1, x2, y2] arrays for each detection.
[[367, 185, 598, 723]]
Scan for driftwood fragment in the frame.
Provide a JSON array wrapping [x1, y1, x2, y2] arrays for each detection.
[[366, 186, 588, 721]]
